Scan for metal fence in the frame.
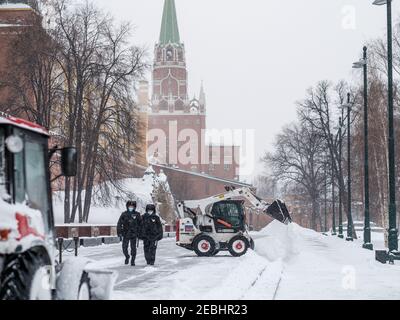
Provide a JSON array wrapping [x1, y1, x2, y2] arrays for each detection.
[[56, 232, 176, 263]]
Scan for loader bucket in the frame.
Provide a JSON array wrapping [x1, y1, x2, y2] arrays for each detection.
[[264, 200, 292, 225]]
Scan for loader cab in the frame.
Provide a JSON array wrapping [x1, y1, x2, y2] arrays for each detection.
[[211, 200, 246, 233]]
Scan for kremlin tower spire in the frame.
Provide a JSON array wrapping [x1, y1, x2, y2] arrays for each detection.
[[159, 0, 180, 45]]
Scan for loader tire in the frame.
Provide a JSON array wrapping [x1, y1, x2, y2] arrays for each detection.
[[228, 236, 249, 257], [77, 272, 91, 300], [193, 235, 216, 257], [0, 251, 51, 300]]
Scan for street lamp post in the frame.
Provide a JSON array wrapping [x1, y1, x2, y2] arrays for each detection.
[[353, 47, 373, 250], [324, 162, 328, 233], [373, 0, 399, 260], [345, 93, 354, 242], [331, 134, 337, 235], [338, 117, 344, 239]]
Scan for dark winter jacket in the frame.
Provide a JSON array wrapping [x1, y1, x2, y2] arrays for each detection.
[[117, 211, 142, 239], [142, 213, 163, 241]]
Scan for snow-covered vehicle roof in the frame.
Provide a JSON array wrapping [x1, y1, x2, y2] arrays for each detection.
[[0, 115, 49, 136]]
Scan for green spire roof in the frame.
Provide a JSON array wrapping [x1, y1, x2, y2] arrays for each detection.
[[159, 0, 180, 45]]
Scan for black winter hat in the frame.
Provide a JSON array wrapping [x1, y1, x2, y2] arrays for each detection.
[[146, 204, 156, 213], [126, 200, 137, 209]]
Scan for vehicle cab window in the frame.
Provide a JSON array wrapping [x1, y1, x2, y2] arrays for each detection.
[[211, 201, 245, 231], [12, 129, 50, 231]]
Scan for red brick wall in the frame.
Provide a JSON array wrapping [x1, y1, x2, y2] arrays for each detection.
[[0, 7, 38, 115], [148, 118, 240, 181], [207, 145, 240, 180]]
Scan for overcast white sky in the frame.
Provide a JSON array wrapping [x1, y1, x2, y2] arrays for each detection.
[[95, 0, 400, 182]]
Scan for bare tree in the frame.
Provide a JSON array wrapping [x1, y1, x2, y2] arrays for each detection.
[[2, 0, 148, 223], [297, 81, 359, 238], [263, 122, 327, 230], [51, 0, 148, 223], [253, 175, 277, 200]]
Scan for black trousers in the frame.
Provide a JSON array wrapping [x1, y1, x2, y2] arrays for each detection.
[[122, 237, 137, 261], [143, 240, 158, 264]]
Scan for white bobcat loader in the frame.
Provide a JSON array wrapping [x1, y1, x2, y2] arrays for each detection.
[[176, 186, 292, 257], [0, 115, 116, 300]]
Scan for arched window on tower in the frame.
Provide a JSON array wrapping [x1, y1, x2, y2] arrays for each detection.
[[157, 49, 162, 61], [177, 49, 183, 61], [166, 46, 174, 61], [175, 99, 184, 111], [159, 99, 168, 111]]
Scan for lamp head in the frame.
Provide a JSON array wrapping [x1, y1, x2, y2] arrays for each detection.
[[373, 0, 389, 5]]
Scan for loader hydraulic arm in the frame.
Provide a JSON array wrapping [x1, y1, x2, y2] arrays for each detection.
[[177, 186, 292, 225], [225, 187, 292, 225]]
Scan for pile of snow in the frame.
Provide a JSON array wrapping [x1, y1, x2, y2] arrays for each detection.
[[254, 221, 302, 262]]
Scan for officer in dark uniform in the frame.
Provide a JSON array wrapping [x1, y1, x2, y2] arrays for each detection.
[[117, 200, 142, 266], [142, 204, 163, 266]]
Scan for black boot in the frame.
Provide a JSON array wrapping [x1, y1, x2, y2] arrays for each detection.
[[131, 259, 135, 266], [125, 257, 130, 265]]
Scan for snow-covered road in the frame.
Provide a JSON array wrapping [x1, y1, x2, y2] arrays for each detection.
[[65, 222, 400, 300]]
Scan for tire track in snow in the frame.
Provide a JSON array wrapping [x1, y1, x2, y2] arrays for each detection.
[[242, 259, 284, 300], [272, 268, 284, 300], [239, 266, 268, 300]]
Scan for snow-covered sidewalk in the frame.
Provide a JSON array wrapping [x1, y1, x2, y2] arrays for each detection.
[[256, 222, 400, 300], [64, 222, 400, 300]]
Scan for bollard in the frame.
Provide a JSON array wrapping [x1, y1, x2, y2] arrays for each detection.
[[58, 238, 63, 263], [74, 237, 79, 257]]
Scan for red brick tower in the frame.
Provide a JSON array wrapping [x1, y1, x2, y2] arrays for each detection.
[[147, 0, 241, 185], [148, 0, 206, 173]]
